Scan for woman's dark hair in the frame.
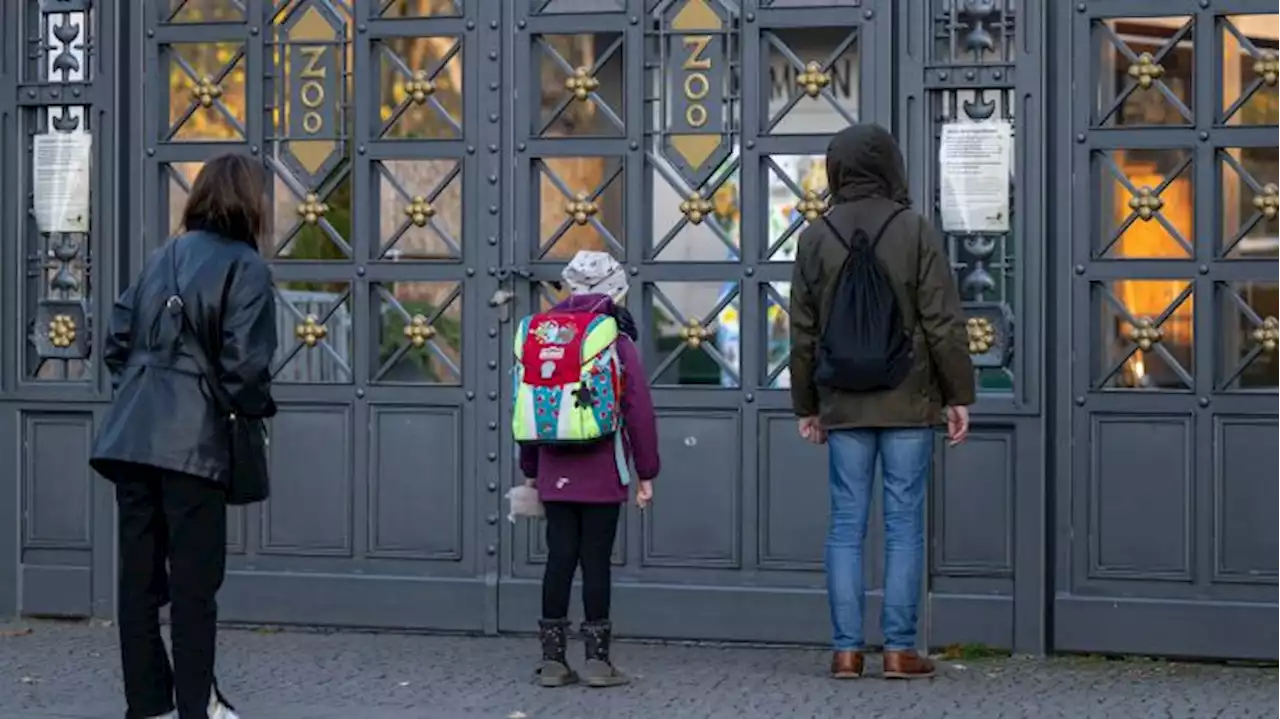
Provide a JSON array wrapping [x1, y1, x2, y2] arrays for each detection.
[[181, 153, 268, 250]]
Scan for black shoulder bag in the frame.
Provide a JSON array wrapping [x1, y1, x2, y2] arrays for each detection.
[[166, 242, 271, 505]]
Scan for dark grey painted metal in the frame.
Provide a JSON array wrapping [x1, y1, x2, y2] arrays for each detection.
[[1054, 0, 1278, 660]]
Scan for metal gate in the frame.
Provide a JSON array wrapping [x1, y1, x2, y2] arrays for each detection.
[[0, 0, 1049, 651], [1052, 0, 1278, 659]]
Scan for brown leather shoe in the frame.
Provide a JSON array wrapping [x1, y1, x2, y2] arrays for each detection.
[[830, 651, 864, 679], [882, 650, 935, 679]]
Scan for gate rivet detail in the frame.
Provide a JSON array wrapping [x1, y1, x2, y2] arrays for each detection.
[[467, 145, 476, 154], [297, 193, 329, 224], [1198, 131, 1209, 141], [1076, 133, 1086, 143], [488, 327, 498, 338], [1198, 0, 1209, 7], [1127, 52, 1165, 90], [1074, 264, 1085, 275], [1075, 396, 1086, 406], [490, 20, 499, 29], [1249, 49, 1280, 85], [488, 360, 498, 370], [796, 62, 830, 98], [966, 317, 996, 354], [565, 192, 599, 225], [250, 145, 259, 155], [295, 315, 328, 347], [1250, 316, 1279, 354], [1128, 317, 1163, 351], [745, 12, 755, 22], [405, 196, 436, 227], [190, 76, 223, 108], [147, 148, 156, 156], [147, 28, 155, 37], [1252, 183, 1279, 219], [518, 19, 527, 29], [678, 319, 709, 349], [250, 26, 259, 36], [404, 70, 436, 104], [487, 514, 499, 525], [48, 314, 76, 348], [745, 393, 755, 403], [488, 391, 498, 400], [566, 67, 601, 101], [1198, 264, 1209, 275], [1198, 397, 1210, 408], [630, 15, 639, 25], [1076, 3, 1086, 12], [487, 545, 497, 556], [488, 421, 498, 430], [466, 20, 475, 30], [356, 388, 365, 399], [404, 315, 436, 348], [467, 267, 476, 276], [517, 142, 526, 152], [488, 174, 498, 184], [489, 51, 498, 61], [796, 190, 827, 222], [1127, 186, 1163, 220], [864, 9, 874, 19], [358, 23, 367, 33], [679, 193, 714, 225], [630, 266, 639, 276], [487, 452, 498, 461], [487, 482, 498, 492], [357, 145, 366, 154], [466, 391, 476, 400], [357, 266, 366, 277]]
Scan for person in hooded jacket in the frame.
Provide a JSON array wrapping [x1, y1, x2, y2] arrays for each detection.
[[789, 124, 975, 679], [91, 154, 277, 719], [519, 251, 660, 689]]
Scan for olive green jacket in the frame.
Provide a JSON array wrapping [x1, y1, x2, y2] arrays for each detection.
[[789, 125, 975, 429]]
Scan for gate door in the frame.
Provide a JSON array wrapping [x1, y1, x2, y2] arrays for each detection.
[[142, 0, 500, 630], [1058, 2, 1277, 658], [498, 0, 893, 643]]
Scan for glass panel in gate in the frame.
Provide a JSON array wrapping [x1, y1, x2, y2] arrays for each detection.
[[141, 0, 490, 628]]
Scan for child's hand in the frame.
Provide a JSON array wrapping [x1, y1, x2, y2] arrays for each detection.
[[636, 480, 654, 510]]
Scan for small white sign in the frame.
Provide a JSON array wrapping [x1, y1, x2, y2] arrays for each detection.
[[33, 132, 93, 234], [938, 121, 1012, 233]]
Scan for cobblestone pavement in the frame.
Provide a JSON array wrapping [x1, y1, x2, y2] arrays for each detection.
[[1, 620, 1275, 719]]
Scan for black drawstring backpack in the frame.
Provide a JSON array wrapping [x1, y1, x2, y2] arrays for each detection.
[[815, 206, 912, 392]]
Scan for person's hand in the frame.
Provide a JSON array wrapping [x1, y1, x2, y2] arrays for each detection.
[[946, 405, 970, 447], [797, 416, 827, 445], [636, 480, 654, 510]]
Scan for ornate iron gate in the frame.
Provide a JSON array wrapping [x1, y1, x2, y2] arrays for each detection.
[[1053, 0, 1278, 659], [0, 0, 1050, 650]]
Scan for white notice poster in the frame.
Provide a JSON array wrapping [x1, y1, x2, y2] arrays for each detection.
[[938, 121, 1012, 233], [33, 132, 93, 234]]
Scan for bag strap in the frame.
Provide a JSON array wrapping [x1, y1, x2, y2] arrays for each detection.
[[166, 238, 236, 417], [822, 205, 909, 254]]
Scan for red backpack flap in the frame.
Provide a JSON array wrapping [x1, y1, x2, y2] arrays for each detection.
[[521, 312, 597, 387]]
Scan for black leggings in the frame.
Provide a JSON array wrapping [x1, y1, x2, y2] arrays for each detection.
[[542, 502, 621, 622]]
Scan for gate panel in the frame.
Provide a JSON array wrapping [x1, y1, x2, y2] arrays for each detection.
[[140, 0, 495, 630], [0, 0, 125, 619], [1056, 0, 1277, 659], [498, 0, 904, 644]]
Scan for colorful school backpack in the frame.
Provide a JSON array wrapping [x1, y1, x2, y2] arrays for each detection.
[[512, 311, 624, 446]]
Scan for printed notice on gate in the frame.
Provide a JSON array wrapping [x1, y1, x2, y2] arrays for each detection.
[[33, 132, 93, 234], [938, 121, 1012, 233]]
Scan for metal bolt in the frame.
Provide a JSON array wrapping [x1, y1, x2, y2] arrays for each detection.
[[1076, 133, 1086, 143], [489, 205, 499, 215], [357, 145, 366, 154], [489, 51, 498, 60], [466, 391, 475, 400], [1199, 131, 1209, 141], [488, 144, 499, 153], [1076, 3, 1086, 12], [488, 174, 498, 184], [517, 19, 526, 29], [745, 393, 755, 403], [488, 391, 498, 400], [467, 267, 476, 276], [629, 141, 639, 150], [488, 420, 498, 429], [486, 545, 496, 556], [1198, 264, 1209, 275], [1198, 396, 1210, 407], [357, 266, 366, 276], [467, 145, 476, 154], [356, 388, 365, 398], [864, 9, 874, 19], [745, 267, 755, 276], [630, 15, 638, 24], [147, 28, 155, 37], [488, 328, 498, 338], [517, 142, 526, 152], [487, 482, 498, 492], [1198, 0, 1209, 7], [488, 360, 498, 370], [490, 20, 498, 29], [745, 12, 755, 22], [1074, 396, 1086, 406], [358, 23, 367, 33], [938, 71, 949, 80], [746, 140, 755, 149], [966, 70, 976, 80], [487, 452, 497, 461], [490, 82, 499, 91], [629, 266, 639, 276], [489, 112, 499, 122], [250, 26, 259, 35], [1074, 264, 1085, 275], [488, 236, 498, 246], [250, 145, 259, 155], [466, 20, 475, 30], [487, 514, 499, 525], [147, 147, 155, 156]]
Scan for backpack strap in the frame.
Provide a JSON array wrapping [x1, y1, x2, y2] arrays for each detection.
[[869, 205, 910, 251], [822, 205, 909, 253]]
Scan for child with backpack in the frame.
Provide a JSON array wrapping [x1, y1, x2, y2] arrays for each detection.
[[514, 250, 660, 688]]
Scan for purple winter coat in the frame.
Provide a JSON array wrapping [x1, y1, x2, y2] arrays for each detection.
[[518, 295, 661, 504]]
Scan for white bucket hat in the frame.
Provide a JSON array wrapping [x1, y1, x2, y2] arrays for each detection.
[[561, 250, 628, 299]]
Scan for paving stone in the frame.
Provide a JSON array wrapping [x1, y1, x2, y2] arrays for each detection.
[[0, 620, 1275, 719]]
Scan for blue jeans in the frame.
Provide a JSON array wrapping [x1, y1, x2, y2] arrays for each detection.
[[825, 428, 933, 651]]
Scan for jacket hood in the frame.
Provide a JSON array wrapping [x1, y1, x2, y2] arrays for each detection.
[[825, 124, 911, 206]]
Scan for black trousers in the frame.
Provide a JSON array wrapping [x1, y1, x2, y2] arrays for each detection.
[[116, 468, 227, 719], [541, 502, 621, 623]]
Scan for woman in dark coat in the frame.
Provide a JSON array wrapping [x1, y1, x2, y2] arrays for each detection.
[[90, 154, 277, 719]]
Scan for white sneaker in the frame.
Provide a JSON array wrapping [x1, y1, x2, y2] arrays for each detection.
[[208, 689, 240, 719]]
